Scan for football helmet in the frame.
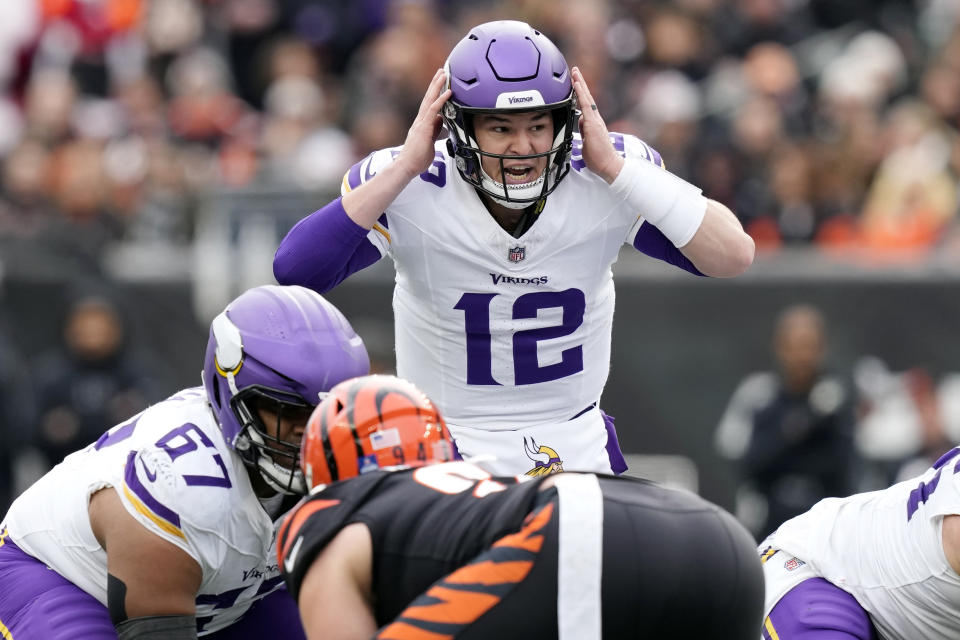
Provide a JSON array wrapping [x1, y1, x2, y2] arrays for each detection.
[[442, 20, 577, 209], [300, 374, 454, 489], [202, 285, 370, 495]]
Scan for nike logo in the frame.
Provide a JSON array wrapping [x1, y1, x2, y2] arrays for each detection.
[[278, 498, 341, 573], [283, 536, 303, 573], [139, 456, 158, 483]]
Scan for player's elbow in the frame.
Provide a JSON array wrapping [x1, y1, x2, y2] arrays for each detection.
[[273, 251, 296, 286], [696, 230, 754, 278], [723, 231, 755, 277]]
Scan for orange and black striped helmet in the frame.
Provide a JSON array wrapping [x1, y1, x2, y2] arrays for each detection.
[[300, 374, 454, 489]]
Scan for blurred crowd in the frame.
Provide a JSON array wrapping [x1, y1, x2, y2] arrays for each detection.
[[0, 0, 958, 263]]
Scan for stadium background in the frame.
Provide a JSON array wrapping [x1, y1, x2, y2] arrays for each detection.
[[2, 0, 960, 521]]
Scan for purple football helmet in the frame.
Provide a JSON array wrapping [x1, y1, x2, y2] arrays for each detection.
[[442, 20, 577, 208], [202, 285, 369, 494]]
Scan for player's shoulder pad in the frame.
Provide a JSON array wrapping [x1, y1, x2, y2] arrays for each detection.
[[617, 132, 665, 168], [570, 131, 665, 173], [341, 147, 402, 195], [277, 472, 388, 591], [119, 422, 239, 542]]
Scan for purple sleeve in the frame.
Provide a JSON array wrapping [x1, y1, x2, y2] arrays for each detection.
[[273, 198, 384, 294], [633, 222, 705, 276]]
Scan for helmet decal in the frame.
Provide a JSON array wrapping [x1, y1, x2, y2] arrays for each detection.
[[301, 375, 454, 490]]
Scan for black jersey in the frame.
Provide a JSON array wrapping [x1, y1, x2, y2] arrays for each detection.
[[279, 461, 548, 622]]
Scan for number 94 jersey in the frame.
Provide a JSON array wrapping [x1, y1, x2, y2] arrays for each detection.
[[2, 387, 285, 636], [762, 447, 960, 639], [342, 133, 675, 432]]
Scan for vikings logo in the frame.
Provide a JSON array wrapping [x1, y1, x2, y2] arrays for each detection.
[[523, 437, 563, 476]]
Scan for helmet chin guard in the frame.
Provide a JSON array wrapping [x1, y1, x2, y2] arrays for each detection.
[[442, 21, 576, 208]]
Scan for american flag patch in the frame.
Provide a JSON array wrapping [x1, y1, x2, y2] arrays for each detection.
[[370, 428, 401, 450]]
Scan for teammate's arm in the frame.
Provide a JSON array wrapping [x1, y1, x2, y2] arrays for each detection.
[[341, 69, 451, 229], [89, 487, 201, 639], [571, 66, 754, 278], [297, 522, 376, 640]]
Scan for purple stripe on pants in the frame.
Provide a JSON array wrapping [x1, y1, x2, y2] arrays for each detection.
[[0, 533, 116, 639], [600, 409, 628, 474], [767, 577, 879, 639]]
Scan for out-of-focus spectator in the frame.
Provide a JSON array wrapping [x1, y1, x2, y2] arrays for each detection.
[[715, 304, 856, 539], [859, 100, 958, 254], [632, 70, 702, 179], [855, 358, 958, 489], [891, 368, 954, 482], [0, 312, 32, 515], [0, 138, 53, 237], [30, 291, 167, 469], [22, 68, 77, 145]]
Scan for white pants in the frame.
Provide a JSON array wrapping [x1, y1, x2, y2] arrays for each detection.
[[447, 408, 616, 477]]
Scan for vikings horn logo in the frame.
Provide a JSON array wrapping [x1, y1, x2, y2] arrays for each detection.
[[523, 437, 563, 477]]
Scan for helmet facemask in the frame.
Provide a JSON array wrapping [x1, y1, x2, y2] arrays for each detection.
[[231, 385, 317, 495], [442, 20, 577, 210], [443, 99, 576, 209]]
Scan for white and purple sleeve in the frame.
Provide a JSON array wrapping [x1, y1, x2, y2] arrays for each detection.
[[273, 198, 384, 293], [620, 134, 704, 276], [628, 220, 704, 276], [273, 152, 396, 293]]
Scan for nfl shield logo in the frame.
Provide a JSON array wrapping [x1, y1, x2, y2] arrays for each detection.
[[784, 558, 804, 571], [508, 246, 525, 263]]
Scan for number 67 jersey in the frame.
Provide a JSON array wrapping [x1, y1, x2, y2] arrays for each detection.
[[761, 447, 960, 639], [2, 387, 286, 636]]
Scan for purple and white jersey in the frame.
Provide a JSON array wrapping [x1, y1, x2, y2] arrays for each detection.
[[2, 387, 284, 635], [762, 447, 960, 639], [341, 132, 686, 440]]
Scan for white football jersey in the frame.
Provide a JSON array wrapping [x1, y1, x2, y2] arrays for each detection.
[[342, 133, 667, 438], [763, 447, 960, 639], [2, 388, 285, 635]]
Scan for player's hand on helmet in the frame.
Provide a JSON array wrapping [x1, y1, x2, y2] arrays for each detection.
[[572, 67, 624, 184], [396, 68, 452, 179]]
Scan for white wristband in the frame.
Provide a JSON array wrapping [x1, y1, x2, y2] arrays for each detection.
[[609, 157, 707, 247]]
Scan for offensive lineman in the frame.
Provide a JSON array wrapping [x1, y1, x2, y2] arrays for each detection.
[[274, 20, 755, 476], [0, 285, 369, 639], [278, 374, 765, 639], [760, 446, 960, 639]]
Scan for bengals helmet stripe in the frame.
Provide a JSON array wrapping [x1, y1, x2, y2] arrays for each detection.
[[301, 374, 453, 489]]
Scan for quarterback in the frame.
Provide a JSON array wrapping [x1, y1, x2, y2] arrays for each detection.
[[760, 446, 960, 639], [0, 285, 369, 639], [274, 20, 754, 475]]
